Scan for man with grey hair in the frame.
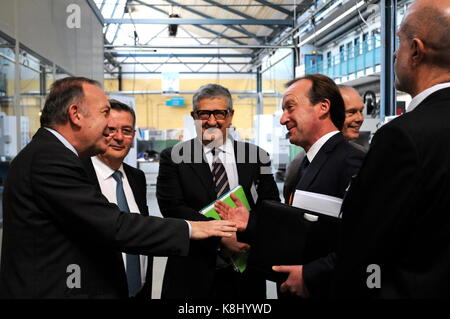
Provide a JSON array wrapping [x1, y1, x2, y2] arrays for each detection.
[[333, 0, 450, 298], [157, 83, 280, 299], [0, 77, 237, 298]]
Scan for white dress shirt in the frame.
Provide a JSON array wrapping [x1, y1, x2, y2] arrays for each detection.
[[203, 138, 239, 190], [407, 82, 450, 113], [91, 156, 148, 285], [306, 130, 340, 163]]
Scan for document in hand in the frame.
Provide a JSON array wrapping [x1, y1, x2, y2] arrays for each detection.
[[292, 190, 343, 221], [248, 199, 342, 282], [199, 185, 251, 273]]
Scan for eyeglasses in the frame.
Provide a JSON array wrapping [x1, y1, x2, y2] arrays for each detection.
[[193, 110, 230, 120], [108, 127, 135, 137]]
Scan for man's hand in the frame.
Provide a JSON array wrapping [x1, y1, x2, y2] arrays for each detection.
[[272, 265, 309, 297], [220, 233, 250, 257], [188, 220, 237, 240], [215, 194, 249, 231]]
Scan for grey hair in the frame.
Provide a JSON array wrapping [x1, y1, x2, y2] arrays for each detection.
[[40, 77, 101, 128], [192, 83, 233, 111]]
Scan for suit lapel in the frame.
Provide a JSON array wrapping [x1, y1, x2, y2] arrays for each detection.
[[297, 133, 344, 190], [123, 164, 147, 215], [186, 139, 217, 200], [83, 157, 102, 190], [234, 141, 249, 189]]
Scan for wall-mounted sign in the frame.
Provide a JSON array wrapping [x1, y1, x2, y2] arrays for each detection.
[[161, 72, 179, 94], [165, 96, 185, 107]]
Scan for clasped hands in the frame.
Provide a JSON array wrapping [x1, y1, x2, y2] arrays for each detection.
[[214, 194, 309, 297]]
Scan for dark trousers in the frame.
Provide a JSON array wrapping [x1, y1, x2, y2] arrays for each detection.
[[212, 266, 266, 299]]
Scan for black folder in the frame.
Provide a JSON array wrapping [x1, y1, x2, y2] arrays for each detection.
[[247, 200, 341, 282]]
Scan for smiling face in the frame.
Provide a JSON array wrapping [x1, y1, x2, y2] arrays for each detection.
[[341, 88, 364, 140], [78, 83, 111, 156], [97, 109, 135, 168], [192, 96, 234, 146], [280, 79, 321, 150]]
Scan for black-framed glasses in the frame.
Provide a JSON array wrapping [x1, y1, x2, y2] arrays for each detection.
[[108, 126, 135, 137], [193, 110, 230, 120]]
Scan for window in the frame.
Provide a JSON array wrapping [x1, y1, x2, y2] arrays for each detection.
[[354, 37, 361, 56]]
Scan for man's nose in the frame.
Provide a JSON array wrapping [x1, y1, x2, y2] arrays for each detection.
[[206, 114, 218, 126], [280, 111, 288, 125]]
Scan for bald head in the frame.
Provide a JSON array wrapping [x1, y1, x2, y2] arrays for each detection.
[[401, 0, 450, 68]]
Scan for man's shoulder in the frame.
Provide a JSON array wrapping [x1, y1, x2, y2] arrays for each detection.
[[123, 162, 145, 178]]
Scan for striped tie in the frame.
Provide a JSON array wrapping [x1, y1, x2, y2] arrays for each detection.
[[212, 149, 230, 198]]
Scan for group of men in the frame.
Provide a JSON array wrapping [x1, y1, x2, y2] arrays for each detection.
[[1, 0, 449, 299]]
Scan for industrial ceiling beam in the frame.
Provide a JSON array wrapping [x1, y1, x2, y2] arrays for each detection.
[[104, 19, 293, 25], [105, 71, 256, 74], [132, 0, 246, 45], [105, 44, 295, 49], [160, 0, 263, 41], [252, 0, 293, 16], [200, 0, 279, 31], [112, 53, 253, 58]]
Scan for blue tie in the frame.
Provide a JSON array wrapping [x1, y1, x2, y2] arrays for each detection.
[[111, 170, 141, 296]]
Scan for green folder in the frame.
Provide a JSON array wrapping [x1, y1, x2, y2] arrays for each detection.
[[200, 185, 251, 273], [200, 185, 251, 220]]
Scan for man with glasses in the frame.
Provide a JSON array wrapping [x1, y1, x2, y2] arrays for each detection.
[[157, 83, 280, 299], [82, 99, 153, 298]]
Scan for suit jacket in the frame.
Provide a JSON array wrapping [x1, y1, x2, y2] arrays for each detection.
[[332, 87, 450, 299], [258, 133, 364, 298], [82, 157, 153, 299], [283, 141, 367, 203], [0, 128, 189, 298], [156, 138, 280, 298]]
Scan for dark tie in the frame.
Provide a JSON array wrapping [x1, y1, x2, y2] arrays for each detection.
[[294, 156, 310, 191], [212, 148, 230, 198], [111, 170, 141, 296]]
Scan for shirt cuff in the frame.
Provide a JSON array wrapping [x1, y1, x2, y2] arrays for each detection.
[[185, 220, 192, 238]]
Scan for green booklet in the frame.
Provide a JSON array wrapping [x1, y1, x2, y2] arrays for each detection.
[[200, 185, 251, 273], [200, 185, 251, 219]]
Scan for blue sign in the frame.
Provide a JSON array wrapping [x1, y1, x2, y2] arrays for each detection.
[[165, 96, 185, 107]]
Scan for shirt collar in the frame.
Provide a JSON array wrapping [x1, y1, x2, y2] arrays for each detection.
[[91, 155, 125, 181], [204, 138, 234, 155], [44, 127, 78, 156], [306, 131, 339, 163], [407, 82, 450, 113]]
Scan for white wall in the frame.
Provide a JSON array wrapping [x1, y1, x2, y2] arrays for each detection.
[[0, 0, 103, 82]]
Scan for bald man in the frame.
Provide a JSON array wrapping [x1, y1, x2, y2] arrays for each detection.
[[339, 86, 365, 142], [333, 0, 450, 298]]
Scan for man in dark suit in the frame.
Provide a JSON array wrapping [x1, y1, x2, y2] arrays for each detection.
[[0, 77, 236, 298], [157, 84, 280, 299], [82, 99, 153, 298], [216, 74, 365, 298], [283, 85, 366, 203], [332, 0, 450, 298]]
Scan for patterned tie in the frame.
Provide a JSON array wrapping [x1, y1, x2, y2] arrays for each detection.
[[212, 148, 230, 198], [111, 170, 141, 296]]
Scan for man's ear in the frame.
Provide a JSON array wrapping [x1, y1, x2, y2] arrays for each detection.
[[411, 38, 425, 66], [319, 99, 331, 116], [67, 103, 83, 127]]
